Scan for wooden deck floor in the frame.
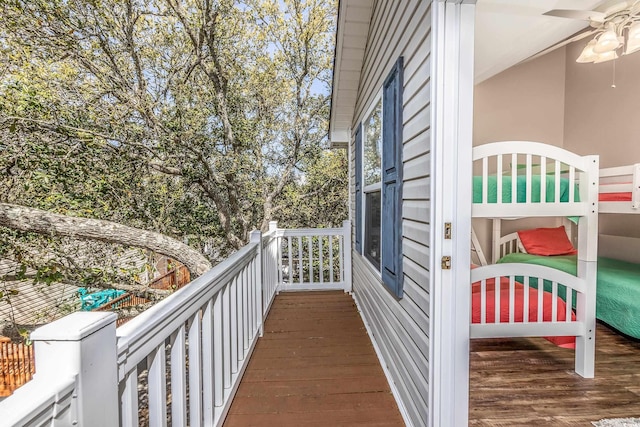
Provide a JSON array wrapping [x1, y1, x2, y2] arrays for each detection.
[[469, 322, 640, 426], [223, 291, 404, 427]]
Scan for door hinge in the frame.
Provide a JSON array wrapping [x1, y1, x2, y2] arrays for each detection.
[[441, 256, 451, 270], [444, 222, 452, 240]]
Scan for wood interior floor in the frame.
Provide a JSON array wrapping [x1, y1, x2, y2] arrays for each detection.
[[223, 291, 404, 427], [469, 322, 640, 426]]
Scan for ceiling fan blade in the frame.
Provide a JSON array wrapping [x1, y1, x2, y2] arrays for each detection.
[[543, 9, 606, 23], [520, 29, 599, 64]]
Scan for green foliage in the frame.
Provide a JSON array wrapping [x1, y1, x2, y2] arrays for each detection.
[[277, 149, 348, 229], [0, 0, 344, 292]]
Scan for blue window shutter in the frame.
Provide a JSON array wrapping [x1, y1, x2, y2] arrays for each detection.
[[381, 57, 404, 298], [354, 125, 363, 253]]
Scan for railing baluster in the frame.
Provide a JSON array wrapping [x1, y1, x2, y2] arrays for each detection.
[[509, 276, 515, 323], [482, 156, 489, 203], [287, 237, 293, 284], [555, 160, 561, 203], [230, 276, 238, 375], [537, 280, 544, 322], [277, 236, 283, 287], [480, 279, 486, 325], [566, 288, 573, 322], [213, 292, 224, 408], [523, 277, 530, 323], [511, 153, 517, 203], [248, 259, 255, 337], [329, 236, 334, 283], [552, 281, 558, 322], [202, 300, 214, 425], [237, 268, 245, 360], [120, 369, 139, 427], [147, 343, 167, 427], [308, 236, 313, 285], [188, 311, 202, 427], [569, 166, 575, 202], [525, 154, 532, 203], [494, 276, 500, 323], [298, 236, 303, 284], [496, 155, 502, 205], [339, 235, 344, 284], [171, 325, 187, 427], [223, 282, 231, 390], [319, 236, 324, 284], [540, 156, 547, 202], [243, 265, 250, 351]]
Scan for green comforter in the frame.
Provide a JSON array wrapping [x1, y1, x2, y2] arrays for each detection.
[[498, 253, 640, 339], [473, 175, 576, 203]]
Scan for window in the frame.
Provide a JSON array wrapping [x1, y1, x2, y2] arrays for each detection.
[[363, 100, 382, 268], [355, 57, 404, 298]]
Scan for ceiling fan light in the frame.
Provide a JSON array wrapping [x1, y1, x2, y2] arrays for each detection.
[[576, 39, 599, 63], [628, 22, 640, 40], [593, 50, 619, 63], [624, 37, 640, 55], [593, 29, 623, 53]]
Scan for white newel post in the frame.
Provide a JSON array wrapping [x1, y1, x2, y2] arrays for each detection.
[[251, 229, 264, 337], [343, 220, 353, 293], [31, 312, 119, 426]]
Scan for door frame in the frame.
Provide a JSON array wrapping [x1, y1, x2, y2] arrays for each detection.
[[429, 1, 476, 426]]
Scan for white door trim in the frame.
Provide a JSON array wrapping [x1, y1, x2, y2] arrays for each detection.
[[429, 1, 475, 426]]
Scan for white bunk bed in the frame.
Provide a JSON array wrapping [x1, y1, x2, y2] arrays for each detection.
[[599, 163, 640, 213], [471, 141, 599, 378]]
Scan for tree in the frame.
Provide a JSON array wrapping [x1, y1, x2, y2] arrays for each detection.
[[0, 0, 343, 301], [0, 0, 339, 252]]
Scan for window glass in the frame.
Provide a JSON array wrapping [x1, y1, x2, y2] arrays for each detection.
[[364, 190, 381, 269], [363, 100, 382, 187]]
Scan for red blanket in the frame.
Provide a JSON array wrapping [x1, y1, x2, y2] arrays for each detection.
[[599, 192, 632, 201], [472, 277, 576, 348]]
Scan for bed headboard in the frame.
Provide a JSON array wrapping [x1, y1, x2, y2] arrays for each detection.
[[599, 234, 640, 264]]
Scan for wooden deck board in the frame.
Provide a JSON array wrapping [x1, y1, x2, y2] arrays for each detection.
[[223, 291, 404, 427], [470, 322, 640, 426]]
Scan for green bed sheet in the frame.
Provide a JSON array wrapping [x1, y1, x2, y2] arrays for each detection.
[[498, 253, 640, 339], [473, 175, 577, 204]]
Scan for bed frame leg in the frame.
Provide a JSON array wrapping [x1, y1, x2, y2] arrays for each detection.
[[574, 260, 597, 379], [574, 329, 595, 378]]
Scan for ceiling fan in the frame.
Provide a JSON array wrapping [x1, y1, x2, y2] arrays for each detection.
[[531, 0, 640, 63]]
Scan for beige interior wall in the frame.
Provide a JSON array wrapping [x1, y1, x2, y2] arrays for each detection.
[[473, 47, 567, 148], [472, 47, 568, 260], [563, 41, 640, 166], [563, 40, 640, 238]]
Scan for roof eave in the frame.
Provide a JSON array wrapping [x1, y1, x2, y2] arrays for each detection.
[[328, 0, 373, 149]]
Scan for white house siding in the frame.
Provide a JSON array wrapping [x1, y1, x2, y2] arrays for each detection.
[[350, 1, 432, 425]]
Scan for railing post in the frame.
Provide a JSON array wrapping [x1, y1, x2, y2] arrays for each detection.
[[343, 220, 353, 293], [251, 230, 264, 337], [268, 221, 278, 232], [274, 222, 283, 292], [29, 312, 118, 426]]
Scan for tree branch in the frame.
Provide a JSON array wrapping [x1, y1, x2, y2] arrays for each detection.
[[0, 203, 212, 276]]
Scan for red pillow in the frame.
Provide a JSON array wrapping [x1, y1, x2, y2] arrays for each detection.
[[517, 226, 577, 256]]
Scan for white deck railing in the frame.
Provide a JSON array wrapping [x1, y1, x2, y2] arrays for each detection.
[[0, 222, 350, 426], [274, 222, 352, 292]]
